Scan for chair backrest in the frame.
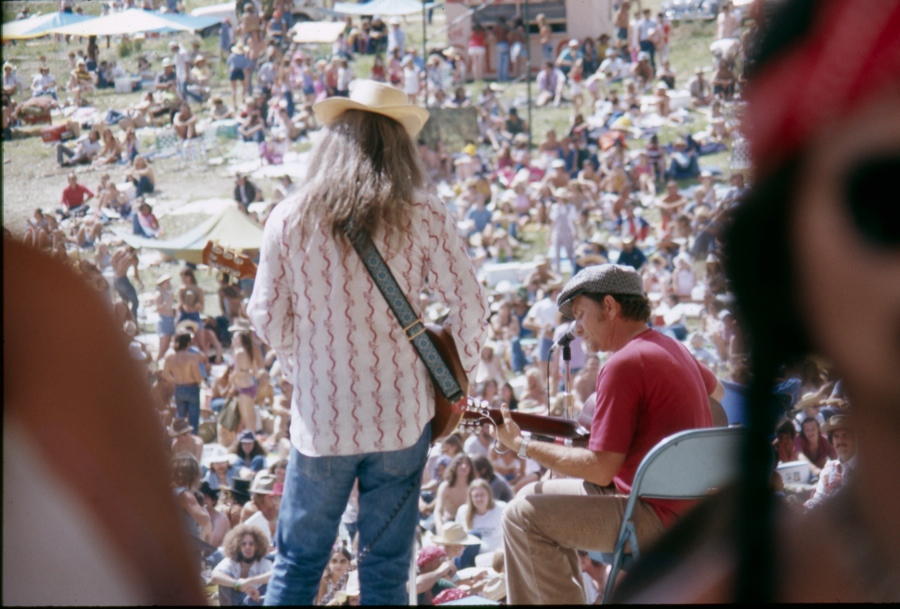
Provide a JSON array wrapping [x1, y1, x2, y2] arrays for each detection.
[[633, 426, 745, 501]]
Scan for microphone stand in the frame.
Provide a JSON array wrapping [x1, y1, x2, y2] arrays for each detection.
[[560, 338, 574, 421]]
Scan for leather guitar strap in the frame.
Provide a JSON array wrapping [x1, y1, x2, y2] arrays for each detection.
[[344, 225, 465, 405]]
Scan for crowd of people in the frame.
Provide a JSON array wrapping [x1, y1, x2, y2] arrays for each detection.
[[3, 0, 874, 605]]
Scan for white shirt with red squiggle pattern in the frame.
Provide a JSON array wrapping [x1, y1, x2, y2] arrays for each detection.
[[247, 191, 490, 457]]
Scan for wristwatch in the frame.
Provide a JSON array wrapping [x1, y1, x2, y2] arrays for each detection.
[[517, 436, 531, 460]]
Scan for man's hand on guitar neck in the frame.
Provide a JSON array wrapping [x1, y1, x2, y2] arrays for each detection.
[[497, 403, 626, 488], [495, 402, 524, 453]]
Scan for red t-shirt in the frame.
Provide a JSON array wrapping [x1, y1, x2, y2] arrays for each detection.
[[61, 183, 94, 210], [589, 329, 715, 526]]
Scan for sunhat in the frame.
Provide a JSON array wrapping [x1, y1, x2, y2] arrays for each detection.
[[250, 471, 282, 496], [168, 418, 193, 437], [201, 443, 238, 468], [230, 44, 245, 54], [176, 319, 200, 335], [482, 574, 507, 602], [161, 57, 174, 68], [822, 413, 853, 434], [432, 523, 482, 546], [224, 477, 252, 505], [557, 263, 644, 319], [568, 38, 580, 47], [313, 79, 430, 137], [228, 318, 253, 333], [156, 273, 172, 286]]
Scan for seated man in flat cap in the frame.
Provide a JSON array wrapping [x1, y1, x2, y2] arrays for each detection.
[[496, 263, 724, 604]]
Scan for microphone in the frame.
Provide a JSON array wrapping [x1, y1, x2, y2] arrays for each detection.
[[554, 322, 577, 348]]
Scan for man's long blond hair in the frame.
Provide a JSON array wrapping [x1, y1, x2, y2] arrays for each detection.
[[294, 109, 425, 248]]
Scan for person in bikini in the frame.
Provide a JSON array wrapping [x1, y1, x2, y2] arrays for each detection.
[[156, 274, 176, 361], [177, 267, 205, 325]]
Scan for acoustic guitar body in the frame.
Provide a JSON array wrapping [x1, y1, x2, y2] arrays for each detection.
[[426, 324, 468, 442]]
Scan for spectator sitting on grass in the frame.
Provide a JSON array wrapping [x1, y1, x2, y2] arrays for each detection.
[[57, 129, 101, 167]]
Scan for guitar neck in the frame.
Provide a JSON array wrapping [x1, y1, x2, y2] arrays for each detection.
[[474, 407, 590, 442]]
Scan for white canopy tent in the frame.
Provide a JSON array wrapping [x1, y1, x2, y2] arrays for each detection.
[[114, 204, 263, 264], [290, 21, 346, 44], [190, 2, 237, 22], [332, 0, 438, 17], [45, 9, 214, 37], [1, 12, 95, 41]]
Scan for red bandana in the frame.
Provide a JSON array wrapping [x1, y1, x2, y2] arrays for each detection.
[[746, 0, 900, 178]]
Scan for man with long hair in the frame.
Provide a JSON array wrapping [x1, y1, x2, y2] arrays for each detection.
[[247, 80, 489, 604], [211, 524, 273, 606]]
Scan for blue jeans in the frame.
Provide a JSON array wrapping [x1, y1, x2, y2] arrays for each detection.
[[510, 336, 530, 374], [456, 531, 482, 569], [542, 42, 554, 62], [496, 41, 510, 82], [180, 80, 204, 103], [132, 175, 154, 198], [113, 276, 139, 317], [265, 423, 431, 606], [174, 384, 201, 434]]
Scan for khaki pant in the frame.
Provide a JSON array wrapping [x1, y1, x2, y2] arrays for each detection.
[[502, 479, 664, 604]]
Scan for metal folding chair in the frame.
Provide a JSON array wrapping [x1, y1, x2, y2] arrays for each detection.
[[601, 426, 745, 603]]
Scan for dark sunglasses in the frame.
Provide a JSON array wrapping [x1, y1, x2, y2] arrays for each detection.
[[844, 154, 900, 248]]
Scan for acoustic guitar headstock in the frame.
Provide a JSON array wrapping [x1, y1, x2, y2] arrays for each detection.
[[202, 240, 258, 280]]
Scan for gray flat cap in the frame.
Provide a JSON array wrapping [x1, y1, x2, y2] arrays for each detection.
[[557, 263, 644, 318]]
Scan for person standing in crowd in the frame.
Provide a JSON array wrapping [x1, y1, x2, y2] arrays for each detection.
[[247, 80, 489, 604], [155, 274, 176, 361], [163, 331, 205, 435], [491, 17, 511, 83], [111, 243, 141, 319], [495, 264, 722, 603]]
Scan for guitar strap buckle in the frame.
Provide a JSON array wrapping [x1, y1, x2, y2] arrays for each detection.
[[403, 319, 426, 341]]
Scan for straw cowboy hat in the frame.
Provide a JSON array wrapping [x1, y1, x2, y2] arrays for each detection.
[[482, 573, 507, 602], [201, 443, 238, 468], [822, 413, 853, 434], [168, 418, 193, 437], [228, 318, 253, 333], [176, 319, 200, 335], [314, 79, 430, 137], [431, 522, 481, 546]]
